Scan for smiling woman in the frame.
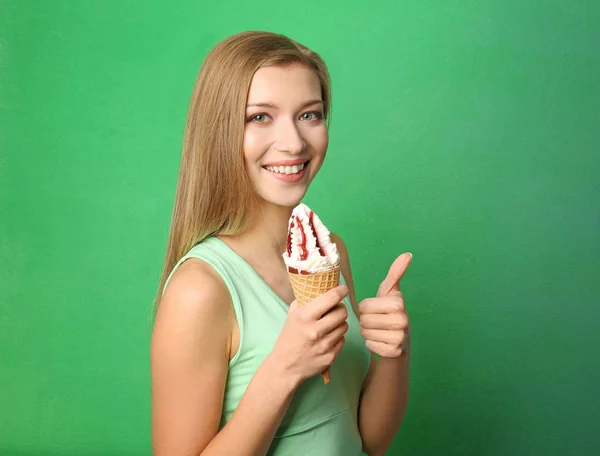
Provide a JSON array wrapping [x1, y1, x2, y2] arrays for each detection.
[[243, 63, 329, 202], [150, 31, 410, 456]]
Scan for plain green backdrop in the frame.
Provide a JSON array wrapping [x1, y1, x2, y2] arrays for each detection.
[[1, 1, 599, 455]]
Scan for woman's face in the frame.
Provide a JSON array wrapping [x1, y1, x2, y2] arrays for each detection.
[[243, 62, 329, 209]]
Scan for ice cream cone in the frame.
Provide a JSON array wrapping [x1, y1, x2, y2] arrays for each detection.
[[288, 266, 341, 384]]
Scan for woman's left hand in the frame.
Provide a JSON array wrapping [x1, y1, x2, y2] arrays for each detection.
[[358, 253, 412, 358]]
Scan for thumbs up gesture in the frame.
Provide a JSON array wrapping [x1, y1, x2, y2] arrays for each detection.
[[358, 253, 412, 358]]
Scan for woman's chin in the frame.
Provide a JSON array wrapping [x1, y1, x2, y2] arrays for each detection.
[[257, 189, 308, 210]]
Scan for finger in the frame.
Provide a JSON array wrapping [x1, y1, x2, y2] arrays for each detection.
[[358, 295, 404, 315], [360, 312, 408, 331], [317, 304, 349, 334], [360, 328, 406, 346], [377, 253, 412, 298], [319, 320, 349, 353], [365, 339, 404, 358], [305, 285, 349, 320], [322, 336, 345, 367]]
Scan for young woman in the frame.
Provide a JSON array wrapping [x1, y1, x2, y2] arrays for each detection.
[[151, 31, 412, 456]]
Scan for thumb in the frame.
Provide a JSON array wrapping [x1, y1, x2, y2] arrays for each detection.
[[377, 252, 412, 297]]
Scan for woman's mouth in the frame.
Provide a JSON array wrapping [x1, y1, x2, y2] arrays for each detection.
[[262, 160, 309, 183]]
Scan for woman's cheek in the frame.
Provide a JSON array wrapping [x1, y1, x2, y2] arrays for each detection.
[[242, 131, 260, 161], [309, 128, 329, 170]]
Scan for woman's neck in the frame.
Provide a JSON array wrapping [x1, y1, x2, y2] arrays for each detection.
[[220, 201, 293, 265]]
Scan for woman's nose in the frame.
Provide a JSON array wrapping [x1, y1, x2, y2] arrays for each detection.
[[275, 119, 306, 154]]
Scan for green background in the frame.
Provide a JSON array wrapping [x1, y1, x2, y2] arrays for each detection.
[[1, 0, 599, 455]]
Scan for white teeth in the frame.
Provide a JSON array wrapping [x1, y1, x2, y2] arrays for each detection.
[[265, 162, 307, 174]]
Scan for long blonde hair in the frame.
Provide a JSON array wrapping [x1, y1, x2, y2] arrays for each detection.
[[154, 31, 332, 308]]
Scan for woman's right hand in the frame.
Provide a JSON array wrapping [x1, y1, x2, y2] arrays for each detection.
[[269, 285, 350, 385]]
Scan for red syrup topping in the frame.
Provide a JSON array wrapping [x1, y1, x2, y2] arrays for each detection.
[[296, 215, 309, 261], [286, 220, 294, 256]]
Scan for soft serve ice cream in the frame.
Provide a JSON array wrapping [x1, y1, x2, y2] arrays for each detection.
[[283, 204, 340, 274], [283, 204, 341, 384]]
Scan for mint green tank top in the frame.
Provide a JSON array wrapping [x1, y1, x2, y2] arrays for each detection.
[[163, 236, 371, 455]]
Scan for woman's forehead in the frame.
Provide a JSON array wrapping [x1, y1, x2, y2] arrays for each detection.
[[247, 63, 321, 107]]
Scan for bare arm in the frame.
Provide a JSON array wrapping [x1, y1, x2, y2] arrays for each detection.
[[151, 259, 296, 456], [151, 258, 349, 456], [332, 234, 410, 456]]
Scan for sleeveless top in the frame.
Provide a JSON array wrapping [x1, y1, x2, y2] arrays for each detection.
[[163, 236, 371, 455]]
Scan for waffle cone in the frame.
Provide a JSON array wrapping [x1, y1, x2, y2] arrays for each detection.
[[288, 266, 341, 384]]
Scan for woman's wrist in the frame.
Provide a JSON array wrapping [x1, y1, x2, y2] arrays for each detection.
[[262, 353, 302, 394]]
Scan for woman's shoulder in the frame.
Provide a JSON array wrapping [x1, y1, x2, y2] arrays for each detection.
[[157, 257, 234, 332], [166, 257, 228, 296], [330, 232, 351, 275]]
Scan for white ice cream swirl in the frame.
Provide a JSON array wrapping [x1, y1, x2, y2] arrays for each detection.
[[283, 204, 340, 273]]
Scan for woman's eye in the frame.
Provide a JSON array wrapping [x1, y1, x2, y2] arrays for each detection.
[[249, 113, 271, 123], [301, 111, 324, 121], [247, 111, 323, 123]]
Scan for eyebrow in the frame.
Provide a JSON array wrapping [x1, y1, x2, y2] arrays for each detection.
[[246, 99, 324, 110]]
